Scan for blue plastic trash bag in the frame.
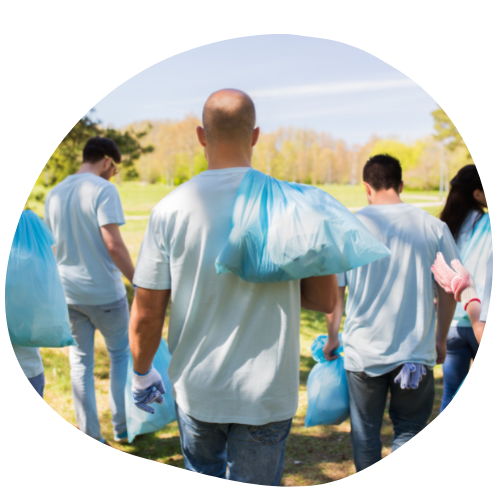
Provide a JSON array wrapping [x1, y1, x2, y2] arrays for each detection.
[[216, 169, 390, 283], [125, 338, 177, 443], [305, 335, 349, 428], [6, 210, 75, 348]]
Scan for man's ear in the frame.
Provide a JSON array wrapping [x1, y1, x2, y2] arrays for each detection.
[[196, 126, 207, 147], [363, 182, 372, 196], [399, 181, 404, 194], [251, 127, 260, 147]]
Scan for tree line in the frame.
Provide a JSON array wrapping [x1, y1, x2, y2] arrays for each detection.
[[35, 107, 471, 192]]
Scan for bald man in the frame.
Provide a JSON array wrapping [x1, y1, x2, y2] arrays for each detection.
[[129, 89, 336, 485]]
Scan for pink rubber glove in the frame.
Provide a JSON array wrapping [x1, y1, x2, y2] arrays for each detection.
[[431, 253, 480, 309]]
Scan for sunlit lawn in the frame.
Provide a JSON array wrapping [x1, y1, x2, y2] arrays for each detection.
[[38, 182, 446, 486]]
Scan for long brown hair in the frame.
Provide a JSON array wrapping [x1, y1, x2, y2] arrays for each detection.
[[440, 165, 485, 241]]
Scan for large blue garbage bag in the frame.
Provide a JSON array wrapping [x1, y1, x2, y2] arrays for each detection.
[[305, 335, 350, 428], [216, 169, 390, 283], [6, 210, 75, 348], [125, 338, 177, 443]]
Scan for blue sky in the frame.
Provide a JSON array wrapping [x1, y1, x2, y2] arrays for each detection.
[[92, 35, 438, 145]]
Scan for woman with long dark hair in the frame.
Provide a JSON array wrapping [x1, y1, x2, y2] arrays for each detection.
[[439, 164, 491, 411]]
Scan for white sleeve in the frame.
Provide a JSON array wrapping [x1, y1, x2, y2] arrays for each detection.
[[133, 209, 171, 290]]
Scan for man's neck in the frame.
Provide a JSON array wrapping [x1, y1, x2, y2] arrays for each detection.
[[369, 189, 403, 205], [76, 163, 100, 176], [205, 145, 252, 171]]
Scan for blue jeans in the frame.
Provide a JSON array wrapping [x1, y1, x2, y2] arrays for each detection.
[[29, 371, 45, 398], [175, 403, 292, 486], [346, 366, 435, 472], [68, 296, 130, 441], [440, 326, 478, 412]]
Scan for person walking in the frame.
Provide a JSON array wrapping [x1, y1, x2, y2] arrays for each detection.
[[323, 154, 459, 472], [129, 89, 337, 485], [438, 165, 490, 411], [44, 137, 135, 443]]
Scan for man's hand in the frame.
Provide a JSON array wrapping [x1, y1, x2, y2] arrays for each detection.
[[131, 366, 166, 414], [323, 337, 340, 361], [436, 339, 447, 365]]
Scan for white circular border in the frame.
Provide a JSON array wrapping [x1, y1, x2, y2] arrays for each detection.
[[1, 1, 498, 497]]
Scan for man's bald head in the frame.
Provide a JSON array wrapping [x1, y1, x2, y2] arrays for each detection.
[[202, 89, 256, 146]]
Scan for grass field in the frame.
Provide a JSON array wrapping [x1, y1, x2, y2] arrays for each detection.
[[35, 181, 446, 486]]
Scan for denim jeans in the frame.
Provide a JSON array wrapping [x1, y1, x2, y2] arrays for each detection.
[[29, 371, 45, 398], [346, 366, 435, 472], [440, 326, 478, 412], [175, 403, 293, 486], [68, 296, 130, 441]]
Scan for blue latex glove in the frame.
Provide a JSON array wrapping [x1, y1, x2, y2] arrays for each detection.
[[394, 363, 427, 389], [132, 366, 166, 414]]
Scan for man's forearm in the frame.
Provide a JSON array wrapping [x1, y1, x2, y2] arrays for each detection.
[[301, 275, 337, 313], [436, 284, 457, 342], [109, 244, 135, 283], [129, 288, 170, 374], [326, 286, 345, 342]]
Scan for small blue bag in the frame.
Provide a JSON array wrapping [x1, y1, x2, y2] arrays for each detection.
[[6, 210, 75, 348], [216, 169, 390, 283], [305, 335, 350, 428], [124, 338, 177, 443]]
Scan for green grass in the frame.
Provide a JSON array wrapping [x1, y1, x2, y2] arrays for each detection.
[[36, 181, 446, 486]]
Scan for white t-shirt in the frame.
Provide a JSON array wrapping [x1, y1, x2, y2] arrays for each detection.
[[44, 173, 126, 305], [452, 211, 491, 327], [480, 252, 493, 323], [338, 203, 460, 377], [133, 167, 301, 426]]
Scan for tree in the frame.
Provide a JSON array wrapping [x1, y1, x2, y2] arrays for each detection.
[[38, 111, 154, 187], [431, 106, 472, 159]]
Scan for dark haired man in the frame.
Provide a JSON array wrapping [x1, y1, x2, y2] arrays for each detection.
[[129, 89, 337, 485], [44, 136, 135, 444], [323, 154, 459, 471]]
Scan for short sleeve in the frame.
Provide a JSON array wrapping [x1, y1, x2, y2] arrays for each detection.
[[133, 210, 171, 290], [439, 224, 460, 264], [96, 183, 125, 227], [337, 272, 347, 287], [480, 252, 493, 323]]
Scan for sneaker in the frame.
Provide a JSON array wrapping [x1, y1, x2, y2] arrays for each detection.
[[114, 430, 128, 443]]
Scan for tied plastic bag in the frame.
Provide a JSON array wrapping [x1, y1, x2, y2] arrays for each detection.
[[6, 210, 75, 348], [305, 335, 349, 428], [125, 338, 177, 443], [216, 169, 390, 283]]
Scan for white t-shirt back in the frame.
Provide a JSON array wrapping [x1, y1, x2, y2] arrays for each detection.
[[44, 173, 126, 305], [133, 167, 301, 426], [338, 203, 460, 377]]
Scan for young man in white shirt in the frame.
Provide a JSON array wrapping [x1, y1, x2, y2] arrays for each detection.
[[44, 137, 135, 443], [129, 89, 337, 485], [323, 154, 459, 472]]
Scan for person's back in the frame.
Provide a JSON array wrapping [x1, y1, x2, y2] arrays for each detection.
[[142, 168, 301, 423], [324, 154, 459, 473], [342, 203, 455, 375], [129, 89, 337, 485], [44, 137, 135, 444], [45, 173, 126, 305], [437, 164, 490, 411]]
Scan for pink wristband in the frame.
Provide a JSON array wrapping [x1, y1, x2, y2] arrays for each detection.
[[464, 298, 481, 311]]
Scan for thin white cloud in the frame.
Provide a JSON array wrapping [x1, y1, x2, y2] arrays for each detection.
[[249, 78, 417, 99]]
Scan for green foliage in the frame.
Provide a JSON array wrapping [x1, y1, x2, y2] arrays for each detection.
[[38, 112, 154, 187], [432, 107, 472, 158], [370, 139, 425, 172]]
